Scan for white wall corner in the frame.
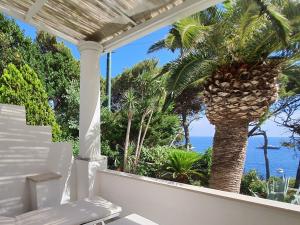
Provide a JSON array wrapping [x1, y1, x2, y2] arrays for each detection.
[[75, 156, 107, 199]]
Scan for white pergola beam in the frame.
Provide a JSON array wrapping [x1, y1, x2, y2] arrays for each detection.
[[25, 0, 48, 22], [101, 0, 224, 52], [0, 4, 79, 45]]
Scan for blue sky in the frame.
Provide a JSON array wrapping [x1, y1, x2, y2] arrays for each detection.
[[15, 19, 291, 137]]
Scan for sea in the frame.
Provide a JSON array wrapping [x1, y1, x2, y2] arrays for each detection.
[[191, 136, 299, 178]]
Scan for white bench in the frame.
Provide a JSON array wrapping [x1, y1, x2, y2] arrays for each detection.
[[0, 196, 121, 225], [108, 214, 159, 225]]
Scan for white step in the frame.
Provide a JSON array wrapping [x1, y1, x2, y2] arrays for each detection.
[[0, 104, 26, 125], [0, 125, 52, 143]]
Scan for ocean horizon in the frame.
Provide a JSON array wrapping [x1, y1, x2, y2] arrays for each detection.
[[190, 136, 299, 178]]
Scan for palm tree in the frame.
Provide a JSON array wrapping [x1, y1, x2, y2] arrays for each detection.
[[122, 88, 136, 171], [133, 71, 166, 168], [150, 0, 300, 192], [149, 12, 214, 150]]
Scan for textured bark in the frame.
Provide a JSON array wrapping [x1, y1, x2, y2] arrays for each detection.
[[251, 130, 271, 180], [204, 62, 281, 192], [209, 121, 248, 193], [182, 113, 191, 150], [295, 159, 300, 189], [203, 63, 279, 125]]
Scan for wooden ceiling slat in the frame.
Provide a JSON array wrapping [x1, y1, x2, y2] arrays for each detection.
[[0, 0, 185, 44]]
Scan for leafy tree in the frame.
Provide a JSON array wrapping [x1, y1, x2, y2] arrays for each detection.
[[172, 85, 203, 150], [132, 70, 166, 168], [0, 14, 41, 76], [0, 16, 81, 140], [275, 95, 300, 189], [143, 111, 181, 147], [107, 60, 181, 169], [35, 31, 80, 138], [0, 64, 61, 141], [152, 0, 300, 192]]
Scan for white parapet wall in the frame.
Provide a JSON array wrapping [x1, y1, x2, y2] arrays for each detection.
[[96, 170, 300, 225], [0, 104, 73, 216]]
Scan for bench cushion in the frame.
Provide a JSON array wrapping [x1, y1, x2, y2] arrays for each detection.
[[15, 196, 121, 225], [0, 216, 16, 225], [109, 214, 159, 225]]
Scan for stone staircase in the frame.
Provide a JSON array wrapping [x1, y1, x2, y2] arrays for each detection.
[[0, 104, 72, 217]]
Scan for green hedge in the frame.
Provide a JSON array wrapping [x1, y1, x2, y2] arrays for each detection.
[[0, 63, 61, 141]]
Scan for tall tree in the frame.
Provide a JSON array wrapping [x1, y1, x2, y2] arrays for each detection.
[[251, 128, 270, 180], [35, 31, 80, 138], [107, 60, 180, 169], [0, 16, 81, 140], [173, 85, 203, 150], [275, 95, 300, 189], [154, 0, 300, 192], [122, 89, 136, 171], [0, 14, 41, 76]]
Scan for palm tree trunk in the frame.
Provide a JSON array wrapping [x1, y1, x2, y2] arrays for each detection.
[[295, 159, 300, 189], [136, 110, 154, 164], [135, 112, 147, 159], [124, 113, 133, 172], [262, 131, 270, 180], [182, 113, 190, 150], [209, 121, 248, 193]]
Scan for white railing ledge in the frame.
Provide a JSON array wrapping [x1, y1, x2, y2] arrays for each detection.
[[98, 169, 300, 214]]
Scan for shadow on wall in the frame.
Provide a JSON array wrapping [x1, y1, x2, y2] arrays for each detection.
[[85, 121, 101, 160], [0, 104, 73, 217]]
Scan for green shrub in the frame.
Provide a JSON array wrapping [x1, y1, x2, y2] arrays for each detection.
[[162, 149, 202, 184], [193, 147, 212, 186], [101, 140, 121, 170], [0, 64, 61, 141], [136, 146, 173, 177], [240, 170, 266, 196]]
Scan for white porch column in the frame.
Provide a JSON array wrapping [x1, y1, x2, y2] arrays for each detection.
[[78, 41, 102, 160], [76, 41, 107, 200]]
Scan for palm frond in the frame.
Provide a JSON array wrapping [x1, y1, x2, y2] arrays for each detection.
[[238, 1, 261, 43], [166, 53, 217, 97], [164, 32, 180, 52], [254, 0, 291, 45], [174, 17, 210, 51], [147, 39, 166, 53]]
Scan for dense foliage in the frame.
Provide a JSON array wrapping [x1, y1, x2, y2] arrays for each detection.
[[0, 15, 81, 143], [35, 32, 81, 139], [102, 60, 181, 170], [0, 64, 61, 140]]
